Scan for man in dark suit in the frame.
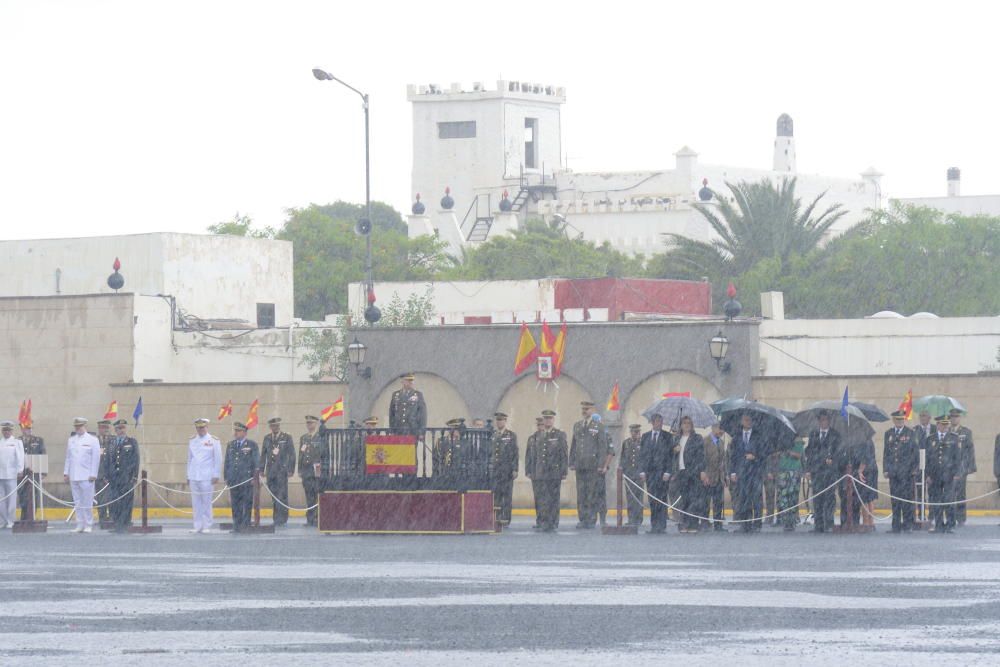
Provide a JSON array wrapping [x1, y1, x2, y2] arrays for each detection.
[[730, 413, 767, 532], [638, 414, 672, 534], [926, 415, 961, 533], [883, 410, 918, 532], [805, 411, 841, 533]]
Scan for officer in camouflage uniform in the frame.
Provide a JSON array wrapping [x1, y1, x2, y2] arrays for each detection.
[[298, 416, 325, 527], [433, 418, 465, 488], [618, 423, 644, 526], [489, 411, 518, 526], [95, 419, 114, 523], [259, 417, 296, 527], [17, 422, 45, 520], [526, 410, 568, 532], [106, 419, 140, 533], [949, 408, 976, 526], [224, 422, 259, 533], [569, 401, 613, 529], [389, 373, 427, 438], [926, 415, 961, 533]]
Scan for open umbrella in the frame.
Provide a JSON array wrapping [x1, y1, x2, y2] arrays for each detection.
[[716, 399, 796, 448], [714, 396, 796, 420], [849, 401, 890, 422], [793, 401, 875, 443], [913, 395, 966, 417], [643, 396, 716, 429]]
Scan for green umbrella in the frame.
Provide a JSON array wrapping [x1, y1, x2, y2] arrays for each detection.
[[912, 395, 966, 417]]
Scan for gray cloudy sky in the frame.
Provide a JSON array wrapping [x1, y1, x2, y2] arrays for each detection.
[[1, 0, 996, 239]]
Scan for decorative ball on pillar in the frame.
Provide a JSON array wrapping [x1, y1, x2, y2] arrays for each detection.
[[723, 282, 742, 321], [440, 186, 454, 210], [698, 178, 713, 202], [107, 257, 125, 292], [364, 287, 381, 324], [499, 189, 513, 212], [411, 193, 426, 215]]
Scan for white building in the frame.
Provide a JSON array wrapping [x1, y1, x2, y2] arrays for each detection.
[[407, 81, 882, 256], [893, 167, 1000, 218]]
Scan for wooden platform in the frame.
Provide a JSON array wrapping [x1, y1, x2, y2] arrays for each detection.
[[319, 490, 495, 534]]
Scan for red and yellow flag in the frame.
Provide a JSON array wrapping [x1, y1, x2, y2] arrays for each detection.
[[18, 401, 27, 428], [23, 399, 32, 427], [245, 399, 260, 429], [662, 391, 691, 398], [103, 400, 118, 420], [607, 381, 621, 411], [365, 435, 417, 474], [898, 389, 913, 420], [552, 322, 567, 377], [513, 322, 538, 375], [540, 321, 556, 355], [217, 400, 233, 421], [321, 396, 345, 421]]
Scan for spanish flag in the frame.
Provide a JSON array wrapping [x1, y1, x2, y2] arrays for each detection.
[[365, 435, 417, 474], [321, 396, 345, 421], [17, 400, 27, 428], [217, 400, 233, 421], [103, 401, 118, 420], [22, 399, 31, 428], [513, 322, 537, 375], [607, 381, 621, 411], [539, 321, 556, 356], [898, 389, 913, 420], [553, 322, 567, 377], [245, 399, 260, 429]]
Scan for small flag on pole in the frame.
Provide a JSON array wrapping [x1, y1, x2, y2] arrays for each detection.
[[607, 381, 621, 411], [245, 399, 260, 429], [840, 386, 849, 418], [132, 397, 143, 425], [217, 400, 233, 421], [18, 401, 27, 428], [552, 322, 567, 378], [321, 396, 345, 421], [103, 400, 119, 420], [23, 399, 31, 427], [513, 322, 538, 375]]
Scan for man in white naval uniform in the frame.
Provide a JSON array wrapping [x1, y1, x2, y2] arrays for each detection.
[[187, 418, 222, 533], [63, 417, 101, 533], [0, 421, 25, 528]]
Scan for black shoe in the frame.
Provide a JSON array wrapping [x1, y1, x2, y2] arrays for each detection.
[[783, 526, 795, 532], [575, 522, 586, 529], [647, 528, 665, 534]]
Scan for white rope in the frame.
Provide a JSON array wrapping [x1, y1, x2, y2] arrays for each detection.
[[149, 485, 193, 514], [259, 479, 319, 512], [851, 475, 1000, 507], [30, 478, 142, 510], [0, 476, 29, 503], [849, 477, 893, 523], [145, 476, 252, 494]]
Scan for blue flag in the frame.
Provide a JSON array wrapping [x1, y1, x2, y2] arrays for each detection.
[[132, 397, 143, 425], [840, 386, 849, 418]]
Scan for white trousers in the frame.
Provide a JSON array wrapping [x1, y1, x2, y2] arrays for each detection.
[[70, 480, 95, 529], [190, 479, 214, 530], [0, 478, 17, 526]]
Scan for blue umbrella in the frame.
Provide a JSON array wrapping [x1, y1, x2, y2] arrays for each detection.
[[643, 396, 717, 429]]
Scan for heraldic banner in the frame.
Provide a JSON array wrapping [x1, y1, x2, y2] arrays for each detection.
[[365, 435, 418, 475]]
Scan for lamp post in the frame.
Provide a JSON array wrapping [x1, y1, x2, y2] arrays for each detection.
[[312, 68, 380, 324], [346, 336, 371, 379], [709, 330, 731, 372]]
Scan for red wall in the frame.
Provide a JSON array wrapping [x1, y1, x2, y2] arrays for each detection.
[[553, 278, 712, 320]]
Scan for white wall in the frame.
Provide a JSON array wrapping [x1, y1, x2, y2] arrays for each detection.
[[892, 194, 1000, 218], [0, 233, 294, 326], [758, 317, 1000, 377]]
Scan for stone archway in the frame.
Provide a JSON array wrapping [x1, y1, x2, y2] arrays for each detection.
[[622, 370, 723, 433], [369, 373, 471, 428]]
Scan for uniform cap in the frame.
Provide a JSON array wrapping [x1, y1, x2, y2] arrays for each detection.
[[934, 415, 950, 424], [0, 420, 14, 428], [113, 419, 128, 426], [233, 421, 248, 430], [363, 416, 378, 425], [73, 417, 88, 426], [947, 408, 964, 417], [541, 409, 556, 417], [401, 372, 416, 381], [194, 418, 210, 426], [580, 401, 595, 408], [535, 417, 544, 424], [890, 410, 906, 418], [494, 412, 508, 419], [446, 418, 463, 428], [629, 423, 642, 430], [267, 417, 282, 425], [305, 415, 319, 422], [97, 419, 112, 426]]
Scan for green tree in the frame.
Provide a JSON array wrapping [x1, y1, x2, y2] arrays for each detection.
[[207, 212, 276, 239]]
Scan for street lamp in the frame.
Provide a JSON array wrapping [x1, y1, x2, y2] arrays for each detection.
[[312, 67, 380, 324], [709, 330, 731, 372], [346, 336, 371, 379]]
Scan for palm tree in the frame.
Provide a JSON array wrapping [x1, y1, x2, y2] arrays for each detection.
[[655, 177, 846, 280]]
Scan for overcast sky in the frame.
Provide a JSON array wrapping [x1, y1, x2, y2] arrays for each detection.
[[1, 0, 996, 239]]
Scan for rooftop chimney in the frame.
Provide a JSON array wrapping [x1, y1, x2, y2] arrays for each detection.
[[947, 167, 961, 197]]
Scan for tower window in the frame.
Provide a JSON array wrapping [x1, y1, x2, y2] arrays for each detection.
[[438, 121, 476, 139], [256, 303, 275, 328], [524, 118, 538, 169]]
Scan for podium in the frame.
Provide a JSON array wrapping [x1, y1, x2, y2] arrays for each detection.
[[319, 490, 495, 534]]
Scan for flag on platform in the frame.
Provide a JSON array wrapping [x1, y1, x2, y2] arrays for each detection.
[[245, 399, 260, 429], [17, 400, 27, 428], [606, 381, 620, 411], [898, 389, 913, 420], [840, 386, 849, 418], [23, 399, 31, 427], [661, 391, 691, 398], [217, 400, 233, 421], [364, 434, 418, 474], [103, 400, 118, 420], [513, 322, 537, 375], [321, 396, 345, 421], [553, 322, 567, 377], [540, 321, 556, 356], [132, 397, 143, 426]]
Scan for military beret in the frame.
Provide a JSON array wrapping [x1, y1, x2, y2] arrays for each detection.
[[948, 408, 964, 417], [541, 409, 556, 417], [73, 417, 89, 426], [401, 372, 416, 381], [113, 419, 128, 426], [305, 415, 319, 422], [267, 417, 282, 425], [363, 416, 378, 425], [0, 421, 14, 428], [446, 418, 463, 428], [494, 412, 508, 419], [934, 415, 950, 424], [890, 410, 906, 418], [580, 401, 595, 408], [629, 423, 641, 430], [194, 418, 210, 426], [233, 421, 248, 430], [97, 419, 112, 426]]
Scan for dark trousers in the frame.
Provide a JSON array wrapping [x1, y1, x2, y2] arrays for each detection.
[[18, 474, 39, 520], [764, 476, 777, 524], [302, 476, 322, 526], [492, 477, 514, 524], [96, 477, 111, 521], [954, 476, 968, 524], [928, 477, 955, 529], [888, 476, 914, 531], [647, 481, 669, 532], [575, 469, 602, 526], [812, 474, 838, 531], [838, 478, 862, 526], [267, 475, 289, 525], [596, 472, 608, 524], [108, 480, 135, 531], [230, 484, 253, 530], [734, 476, 763, 532], [701, 483, 725, 528], [623, 470, 644, 525], [675, 471, 703, 530], [531, 479, 543, 526], [535, 479, 561, 530]]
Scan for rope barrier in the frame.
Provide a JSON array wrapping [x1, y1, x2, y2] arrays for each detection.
[[259, 479, 319, 512], [30, 478, 142, 510], [851, 475, 1000, 507], [0, 476, 30, 503], [145, 476, 252, 494]]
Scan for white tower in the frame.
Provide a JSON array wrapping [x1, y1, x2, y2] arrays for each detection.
[[947, 167, 961, 197], [773, 113, 796, 173], [407, 80, 565, 241]]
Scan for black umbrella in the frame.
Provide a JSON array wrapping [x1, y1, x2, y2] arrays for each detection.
[[849, 401, 890, 422], [717, 399, 797, 449], [793, 401, 875, 443]]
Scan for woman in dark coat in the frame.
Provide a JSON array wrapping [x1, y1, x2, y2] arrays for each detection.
[[672, 415, 706, 534]]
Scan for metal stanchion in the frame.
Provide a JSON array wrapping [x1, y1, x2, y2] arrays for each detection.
[[129, 471, 162, 534], [602, 468, 638, 535], [241, 471, 275, 534], [13, 474, 47, 534], [833, 475, 873, 534]]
